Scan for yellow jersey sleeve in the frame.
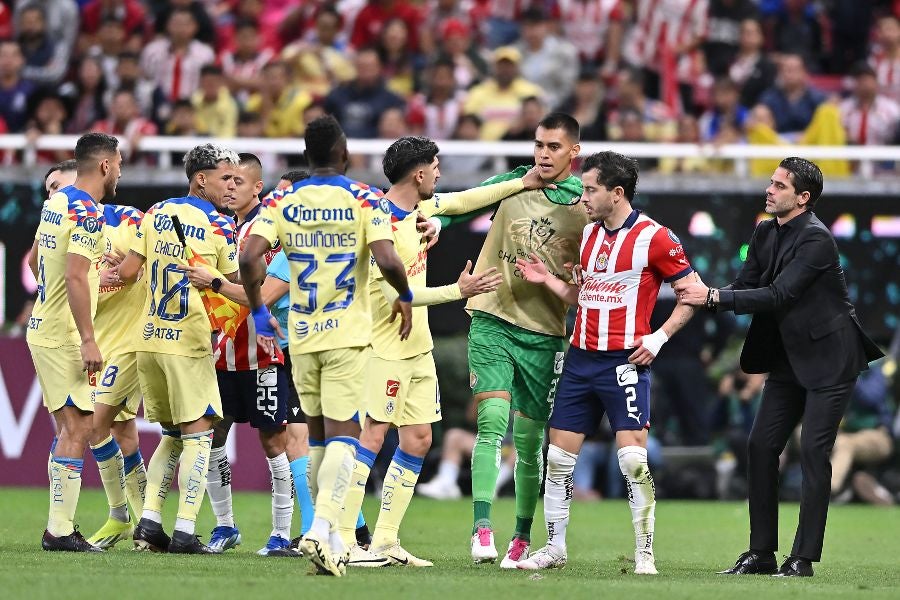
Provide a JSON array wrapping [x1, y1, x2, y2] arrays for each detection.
[[419, 179, 525, 218]]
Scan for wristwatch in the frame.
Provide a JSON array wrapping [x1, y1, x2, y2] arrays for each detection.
[[211, 277, 223, 293]]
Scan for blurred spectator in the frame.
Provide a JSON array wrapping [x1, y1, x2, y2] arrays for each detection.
[[219, 18, 274, 105], [80, 0, 149, 49], [165, 98, 197, 135], [377, 18, 420, 97], [245, 61, 313, 138], [704, 0, 759, 77], [729, 18, 777, 107], [839, 61, 900, 146], [440, 113, 491, 172], [606, 67, 676, 142], [13, 0, 79, 73], [698, 77, 748, 143], [302, 101, 327, 128], [16, 4, 69, 85], [141, 8, 216, 102], [92, 88, 158, 162], [557, 0, 623, 75], [831, 361, 895, 505], [191, 64, 238, 138], [324, 49, 406, 139], [827, 0, 874, 74], [87, 17, 127, 89], [869, 14, 900, 104], [0, 3, 11, 40], [406, 59, 467, 140], [351, 0, 422, 52], [236, 109, 263, 137], [658, 114, 718, 174], [420, 0, 478, 55], [377, 106, 409, 139], [515, 8, 578, 109], [59, 56, 108, 134], [481, 0, 561, 49], [610, 108, 659, 171], [25, 91, 72, 164], [281, 6, 355, 98], [110, 51, 168, 127], [758, 53, 826, 135], [502, 95, 547, 168], [557, 68, 607, 141], [625, 0, 708, 113], [463, 46, 544, 140], [0, 41, 36, 133], [433, 18, 489, 90], [154, 0, 216, 47], [764, 0, 830, 72]]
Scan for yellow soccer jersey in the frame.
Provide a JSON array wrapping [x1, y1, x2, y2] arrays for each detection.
[[96, 205, 146, 355], [253, 174, 393, 354], [368, 179, 525, 360], [27, 186, 104, 349], [130, 195, 237, 357]]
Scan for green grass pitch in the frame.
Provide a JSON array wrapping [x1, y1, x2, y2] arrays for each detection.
[[0, 488, 897, 599]]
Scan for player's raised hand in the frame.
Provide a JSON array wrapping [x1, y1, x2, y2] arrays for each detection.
[[673, 280, 708, 307], [80, 339, 103, 374], [458, 260, 502, 297], [176, 264, 214, 289], [522, 165, 558, 190], [99, 268, 124, 288], [102, 249, 126, 267], [416, 213, 440, 250], [515, 252, 550, 284], [628, 330, 669, 366], [563, 261, 584, 286], [390, 298, 413, 340]]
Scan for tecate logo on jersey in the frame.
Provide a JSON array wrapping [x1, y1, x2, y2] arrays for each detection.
[[282, 204, 354, 223]]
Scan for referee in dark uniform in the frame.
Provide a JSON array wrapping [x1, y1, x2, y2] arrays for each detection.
[[676, 157, 884, 577]]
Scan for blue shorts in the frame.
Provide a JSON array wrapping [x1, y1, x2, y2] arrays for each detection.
[[549, 346, 651, 435], [217, 365, 288, 431]]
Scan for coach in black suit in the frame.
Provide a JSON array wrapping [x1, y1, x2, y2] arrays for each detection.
[[676, 157, 884, 578]]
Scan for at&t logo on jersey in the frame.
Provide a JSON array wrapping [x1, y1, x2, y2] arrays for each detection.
[[295, 320, 310, 338]]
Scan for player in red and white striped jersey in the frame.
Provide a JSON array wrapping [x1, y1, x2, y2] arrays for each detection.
[[515, 151, 699, 574], [869, 15, 900, 104], [558, 0, 624, 70]]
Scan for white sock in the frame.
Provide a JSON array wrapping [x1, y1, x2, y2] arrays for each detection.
[[435, 460, 459, 485], [618, 446, 655, 554], [310, 516, 330, 540], [141, 509, 162, 525], [174, 517, 195, 535], [267, 453, 293, 539], [206, 446, 234, 528], [544, 444, 577, 551], [329, 527, 345, 555]]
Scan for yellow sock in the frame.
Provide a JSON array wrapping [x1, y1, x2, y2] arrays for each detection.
[[371, 449, 424, 550], [143, 431, 182, 518], [175, 430, 212, 534], [124, 452, 147, 517], [308, 441, 325, 503], [90, 435, 128, 521], [313, 438, 357, 528], [48, 457, 83, 537], [338, 454, 373, 547]]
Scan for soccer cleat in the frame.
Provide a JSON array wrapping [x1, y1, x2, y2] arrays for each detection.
[[374, 540, 433, 567], [499, 537, 529, 569], [257, 535, 293, 556], [347, 544, 390, 567], [355, 523, 373, 549], [634, 550, 658, 575], [169, 530, 216, 554], [87, 517, 134, 549], [471, 527, 498, 563], [300, 531, 342, 577], [42, 528, 103, 552], [333, 551, 349, 576], [132, 519, 170, 552], [208, 525, 241, 553], [417, 478, 462, 500], [516, 545, 567, 570]]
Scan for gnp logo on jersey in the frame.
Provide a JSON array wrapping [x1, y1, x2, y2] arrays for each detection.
[[295, 321, 309, 338], [386, 380, 400, 398], [615, 364, 639, 387]]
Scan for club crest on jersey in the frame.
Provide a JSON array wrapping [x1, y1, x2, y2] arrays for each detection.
[[595, 252, 609, 271], [667, 229, 681, 244], [385, 400, 395, 415], [82, 216, 101, 233], [378, 198, 391, 215], [469, 372, 478, 389]]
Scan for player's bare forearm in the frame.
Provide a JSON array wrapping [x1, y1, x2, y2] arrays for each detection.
[[545, 275, 580, 306], [238, 234, 271, 310], [219, 280, 250, 305], [64, 254, 97, 344], [261, 278, 290, 309], [118, 250, 146, 283], [659, 302, 697, 338]]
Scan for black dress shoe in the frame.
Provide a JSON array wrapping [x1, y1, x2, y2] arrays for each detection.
[[717, 550, 778, 574], [42, 528, 103, 552], [772, 556, 814, 577]]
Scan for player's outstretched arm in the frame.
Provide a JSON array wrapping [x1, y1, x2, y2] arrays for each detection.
[[377, 259, 501, 307], [65, 253, 102, 373], [515, 252, 579, 306], [629, 272, 702, 366], [370, 238, 413, 340]]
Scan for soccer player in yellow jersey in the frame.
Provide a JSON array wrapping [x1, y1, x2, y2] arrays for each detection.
[[117, 143, 240, 554], [240, 116, 412, 576], [27, 133, 122, 552], [339, 136, 552, 568]]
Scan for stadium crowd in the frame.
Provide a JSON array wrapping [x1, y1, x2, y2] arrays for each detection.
[[2, 0, 900, 173]]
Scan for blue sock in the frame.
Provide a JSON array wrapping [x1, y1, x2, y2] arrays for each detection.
[[356, 510, 366, 529], [289, 456, 314, 536]]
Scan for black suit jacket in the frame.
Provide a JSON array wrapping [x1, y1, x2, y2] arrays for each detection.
[[718, 211, 883, 389]]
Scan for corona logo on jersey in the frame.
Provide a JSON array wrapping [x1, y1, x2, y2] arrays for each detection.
[[154, 213, 207, 241], [282, 204, 355, 224]]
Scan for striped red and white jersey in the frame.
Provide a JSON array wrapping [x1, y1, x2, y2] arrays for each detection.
[[214, 203, 284, 371], [558, 0, 624, 63], [869, 49, 900, 104], [487, 0, 561, 20], [839, 95, 900, 146], [571, 210, 692, 352], [625, 0, 708, 79]]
